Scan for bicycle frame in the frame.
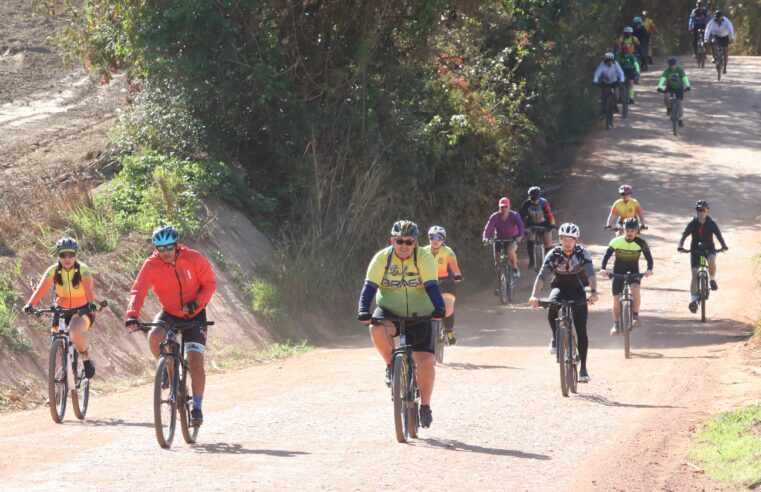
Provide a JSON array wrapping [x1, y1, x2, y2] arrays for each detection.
[[488, 239, 516, 304], [607, 272, 645, 358], [529, 226, 549, 272], [539, 299, 583, 397]]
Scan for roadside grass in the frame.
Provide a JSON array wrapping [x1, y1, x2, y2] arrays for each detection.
[[209, 339, 312, 370], [689, 404, 761, 489], [0, 266, 31, 354]]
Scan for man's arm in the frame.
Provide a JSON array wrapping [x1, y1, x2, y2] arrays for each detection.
[[600, 246, 615, 270], [712, 221, 728, 249], [125, 261, 152, 319], [678, 221, 694, 248]]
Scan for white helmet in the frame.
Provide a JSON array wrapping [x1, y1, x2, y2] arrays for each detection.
[[428, 225, 446, 240], [558, 223, 580, 238], [623, 26, 634, 34]]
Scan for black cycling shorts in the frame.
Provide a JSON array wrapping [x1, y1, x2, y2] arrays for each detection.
[[438, 277, 457, 296], [372, 307, 435, 354], [714, 35, 729, 48], [153, 309, 208, 346], [612, 275, 641, 296], [665, 88, 684, 100], [52, 306, 94, 330], [623, 68, 638, 82]]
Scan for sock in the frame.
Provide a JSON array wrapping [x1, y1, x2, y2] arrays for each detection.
[[192, 396, 203, 410], [710, 276, 716, 281], [691, 294, 699, 302], [443, 315, 454, 332]]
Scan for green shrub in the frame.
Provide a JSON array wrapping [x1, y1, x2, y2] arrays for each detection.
[[248, 279, 285, 322], [0, 276, 30, 353], [65, 204, 119, 252]]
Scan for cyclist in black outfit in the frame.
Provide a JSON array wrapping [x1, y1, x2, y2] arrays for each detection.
[[529, 223, 598, 382], [677, 200, 728, 313]]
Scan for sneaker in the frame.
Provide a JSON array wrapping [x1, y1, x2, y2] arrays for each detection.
[[688, 301, 698, 313], [513, 267, 521, 279], [384, 365, 392, 388], [83, 359, 95, 379], [678, 120, 684, 127], [579, 369, 591, 383], [493, 288, 500, 297], [710, 280, 718, 291], [632, 314, 641, 328], [190, 408, 203, 427], [610, 323, 621, 336], [549, 338, 557, 355], [419, 405, 433, 428], [446, 331, 457, 346], [666, 107, 671, 115], [723, 67, 727, 74]]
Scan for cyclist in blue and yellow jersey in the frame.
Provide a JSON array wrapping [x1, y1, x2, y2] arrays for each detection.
[[24, 237, 99, 379], [357, 220, 445, 428], [615, 26, 641, 58], [657, 57, 691, 128], [641, 11, 659, 64], [423, 226, 463, 345], [600, 218, 654, 334], [615, 46, 640, 104], [605, 184, 647, 232]]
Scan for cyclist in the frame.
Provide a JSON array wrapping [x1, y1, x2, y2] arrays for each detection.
[[482, 197, 525, 283], [23, 237, 99, 379], [657, 57, 691, 128], [615, 26, 641, 59], [641, 10, 660, 64], [605, 184, 647, 233], [688, 1, 712, 58], [519, 186, 556, 270], [600, 218, 654, 334], [704, 10, 735, 74], [677, 201, 728, 313], [125, 225, 217, 426], [357, 220, 445, 428], [593, 52, 625, 115], [529, 223, 598, 383], [422, 225, 463, 345], [632, 17, 650, 71], [615, 44, 641, 104]]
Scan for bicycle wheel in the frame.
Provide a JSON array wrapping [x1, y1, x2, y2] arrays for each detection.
[[716, 51, 722, 80], [621, 300, 632, 359], [556, 322, 569, 397], [506, 262, 515, 303], [407, 365, 420, 439], [48, 338, 68, 423], [568, 328, 578, 394], [534, 243, 544, 272], [392, 352, 409, 443], [622, 86, 629, 119], [433, 321, 444, 365], [179, 361, 200, 444], [154, 356, 177, 449], [499, 263, 508, 305], [606, 93, 613, 130], [700, 275, 708, 322], [71, 350, 89, 420]]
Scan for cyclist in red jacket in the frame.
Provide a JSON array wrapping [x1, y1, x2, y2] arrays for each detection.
[[125, 224, 216, 426]]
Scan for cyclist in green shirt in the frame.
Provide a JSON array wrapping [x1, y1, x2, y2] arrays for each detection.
[[657, 57, 691, 127], [615, 51, 640, 104]]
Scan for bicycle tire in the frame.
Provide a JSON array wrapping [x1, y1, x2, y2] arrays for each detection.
[[622, 85, 629, 119], [621, 300, 632, 359], [606, 93, 613, 130], [71, 350, 89, 420], [179, 362, 200, 444], [407, 367, 420, 439], [433, 321, 444, 365], [671, 102, 678, 136], [568, 326, 578, 394], [499, 261, 508, 305], [556, 322, 569, 397], [534, 243, 544, 272], [507, 264, 515, 303], [392, 352, 409, 443], [699, 273, 708, 322], [48, 338, 67, 423], [154, 356, 177, 449], [716, 50, 722, 80]]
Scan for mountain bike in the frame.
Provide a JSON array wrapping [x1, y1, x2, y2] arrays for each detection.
[[606, 272, 645, 358], [621, 78, 631, 119], [696, 30, 706, 68], [601, 83, 618, 130], [539, 299, 585, 397], [486, 238, 516, 304], [528, 226, 552, 272], [378, 315, 431, 443], [715, 45, 726, 80], [33, 301, 108, 423], [679, 245, 723, 322], [433, 320, 446, 365], [131, 318, 214, 449]]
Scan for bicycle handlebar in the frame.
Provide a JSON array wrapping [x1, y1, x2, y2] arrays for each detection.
[[537, 299, 588, 309], [371, 315, 432, 324], [604, 272, 646, 280], [484, 238, 519, 245], [33, 300, 108, 317], [130, 319, 215, 333]]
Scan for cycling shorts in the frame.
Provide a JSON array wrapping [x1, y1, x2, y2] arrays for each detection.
[[713, 35, 729, 48], [52, 307, 94, 332], [612, 276, 641, 296], [372, 307, 435, 354], [623, 68, 638, 82], [664, 88, 684, 99], [438, 277, 457, 296], [153, 309, 209, 347]]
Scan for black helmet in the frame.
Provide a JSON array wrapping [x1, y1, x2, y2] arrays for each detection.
[[715, 9, 724, 17], [152, 224, 179, 246], [390, 220, 420, 238], [528, 186, 542, 199], [55, 236, 79, 253], [695, 200, 709, 209], [667, 57, 678, 66], [622, 218, 640, 230]]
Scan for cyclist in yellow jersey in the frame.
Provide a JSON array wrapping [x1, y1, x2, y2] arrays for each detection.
[[23, 237, 99, 379], [357, 220, 445, 429], [422, 226, 463, 345], [605, 184, 647, 234]]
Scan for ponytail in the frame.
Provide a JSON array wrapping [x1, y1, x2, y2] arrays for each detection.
[[53, 261, 81, 288]]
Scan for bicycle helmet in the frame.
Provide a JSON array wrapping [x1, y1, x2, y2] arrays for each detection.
[[695, 199, 709, 209], [622, 218, 640, 230], [604, 52, 615, 62], [633, 17, 643, 25], [498, 197, 510, 209], [390, 220, 420, 238], [618, 184, 633, 195], [715, 9, 723, 18], [55, 236, 79, 253], [428, 225, 446, 240], [623, 26, 634, 34], [528, 186, 542, 199], [667, 57, 678, 66], [152, 224, 179, 247], [696, 0, 704, 6], [558, 223, 580, 238], [642, 10, 649, 16]]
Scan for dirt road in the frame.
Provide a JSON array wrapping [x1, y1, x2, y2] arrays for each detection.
[[1, 55, 760, 490]]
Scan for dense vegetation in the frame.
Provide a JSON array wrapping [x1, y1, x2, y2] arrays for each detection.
[[38, 0, 761, 318]]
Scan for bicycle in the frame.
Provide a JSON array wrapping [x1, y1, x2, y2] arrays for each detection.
[[621, 78, 631, 119], [33, 301, 108, 423], [600, 83, 618, 130], [538, 299, 585, 397], [715, 44, 726, 80], [696, 30, 706, 68], [131, 318, 214, 449], [605, 272, 645, 358], [377, 315, 432, 443], [486, 238, 517, 304], [528, 225, 552, 272], [433, 320, 446, 365], [679, 244, 723, 322]]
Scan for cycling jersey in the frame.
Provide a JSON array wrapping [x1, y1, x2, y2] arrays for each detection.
[[127, 244, 216, 319], [520, 198, 554, 225], [616, 35, 640, 54], [29, 262, 94, 309], [482, 211, 525, 240], [610, 197, 643, 220], [657, 67, 691, 92], [678, 216, 727, 252], [593, 62, 625, 85], [615, 52, 640, 74], [422, 244, 460, 280], [538, 245, 595, 291], [642, 18, 659, 33], [633, 25, 650, 46], [689, 8, 711, 30], [364, 246, 439, 318], [601, 236, 654, 274], [704, 17, 735, 41]]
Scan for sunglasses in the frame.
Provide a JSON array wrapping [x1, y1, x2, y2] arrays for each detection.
[[58, 252, 76, 259], [696, 208, 707, 212], [156, 244, 176, 252], [395, 238, 415, 246], [429, 236, 444, 241]]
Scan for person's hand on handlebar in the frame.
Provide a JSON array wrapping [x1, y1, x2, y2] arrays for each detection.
[[432, 307, 446, 320], [588, 291, 599, 304], [720, 246, 728, 252], [529, 296, 539, 308], [645, 270, 654, 277], [677, 246, 688, 252], [453, 273, 463, 283], [23, 303, 34, 315], [125, 316, 140, 331], [357, 312, 372, 324], [482, 237, 490, 245]]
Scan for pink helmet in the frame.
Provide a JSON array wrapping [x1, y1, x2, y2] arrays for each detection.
[[498, 197, 510, 209]]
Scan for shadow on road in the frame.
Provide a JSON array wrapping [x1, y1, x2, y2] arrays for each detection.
[[193, 442, 309, 456], [443, 362, 524, 371], [84, 418, 154, 428], [628, 351, 719, 360], [420, 438, 551, 460], [576, 393, 682, 409]]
